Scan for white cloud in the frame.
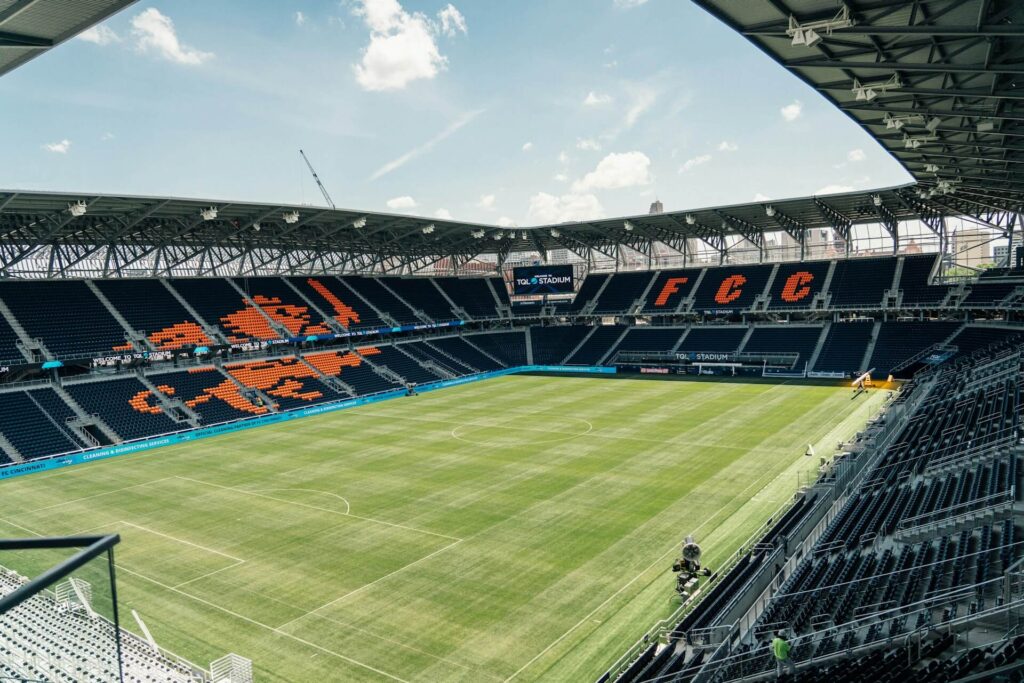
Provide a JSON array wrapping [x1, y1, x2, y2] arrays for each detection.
[[847, 148, 866, 162], [573, 151, 653, 192], [678, 154, 712, 173], [100, 132, 115, 141], [815, 184, 854, 195], [386, 195, 418, 209], [43, 139, 71, 154], [584, 91, 612, 106], [554, 173, 569, 182], [522, 142, 533, 152], [614, 0, 649, 7], [370, 108, 483, 180], [78, 25, 120, 46], [625, 86, 658, 128], [558, 151, 570, 165], [753, 192, 771, 201], [352, 0, 465, 91], [718, 140, 739, 152], [576, 138, 601, 151], [497, 216, 516, 227], [295, 11, 307, 26], [435, 208, 453, 220], [477, 194, 496, 210], [780, 100, 803, 122], [131, 8, 213, 66], [528, 192, 604, 223], [437, 4, 467, 37]]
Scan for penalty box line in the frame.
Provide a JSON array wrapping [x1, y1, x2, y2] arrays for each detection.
[[175, 475, 462, 542], [276, 537, 463, 632], [116, 565, 413, 683], [69, 519, 249, 590]]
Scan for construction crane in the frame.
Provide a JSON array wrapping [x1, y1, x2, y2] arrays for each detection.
[[299, 149, 336, 210]]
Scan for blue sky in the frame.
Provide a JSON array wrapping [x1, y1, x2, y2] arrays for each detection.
[[0, 0, 913, 226]]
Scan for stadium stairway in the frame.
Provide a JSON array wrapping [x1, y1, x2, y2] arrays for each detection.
[[84, 280, 148, 352], [135, 371, 201, 428], [393, 342, 459, 379], [49, 384, 120, 444]]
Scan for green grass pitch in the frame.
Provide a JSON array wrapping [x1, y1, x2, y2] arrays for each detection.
[[0, 374, 887, 682]]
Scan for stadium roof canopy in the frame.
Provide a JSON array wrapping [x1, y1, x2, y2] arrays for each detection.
[[1, 0, 1021, 278], [0, 184, 1016, 278], [694, 0, 1024, 206], [0, 0, 137, 77]]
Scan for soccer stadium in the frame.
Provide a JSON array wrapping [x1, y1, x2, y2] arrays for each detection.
[[0, 0, 1023, 681]]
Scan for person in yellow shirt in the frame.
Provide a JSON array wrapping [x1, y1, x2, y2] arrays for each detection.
[[772, 631, 796, 678]]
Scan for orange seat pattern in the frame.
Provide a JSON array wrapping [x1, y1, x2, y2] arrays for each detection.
[[305, 347, 380, 376], [306, 278, 361, 329], [113, 321, 213, 352], [221, 296, 335, 341], [221, 299, 278, 342], [654, 277, 690, 307], [129, 389, 164, 414], [148, 321, 213, 350], [780, 271, 815, 303], [129, 349, 382, 418], [715, 274, 747, 305], [127, 384, 175, 414]]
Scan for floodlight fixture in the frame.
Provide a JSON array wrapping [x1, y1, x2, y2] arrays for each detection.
[[765, 205, 776, 217], [883, 112, 923, 130], [252, 222, 261, 232], [550, 228, 561, 237], [925, 117, 942, 133], [924, 164, 939, 173], [903, 133, 937, 149], [624, 221, 634, 232], [470, 229, 485, 239], [200, 207, 218, 221], [422, 224, 435, 235], [787, 5, 854, 47], [67, 201, 88, 217], [352, 216, 368, 229], [852, 74, 900, 101], [684, 214, 696, 225], [282, 210, 300, 224], [871, 194, 883, 207]]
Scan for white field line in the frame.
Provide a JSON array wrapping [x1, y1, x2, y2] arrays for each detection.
[[118, 521, 244, 562], [175, 475, 461, 542], [25, 476, 179, 513], [277, 538, 463, 631], [0, 515, 45, 537], [251, 488, 350, 514], [117, 566, 411, 683], [348, 409, 797, 454], [297, 609, 503, 682], [172, 559, 247, 589], [501, 434, 811, 682]]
